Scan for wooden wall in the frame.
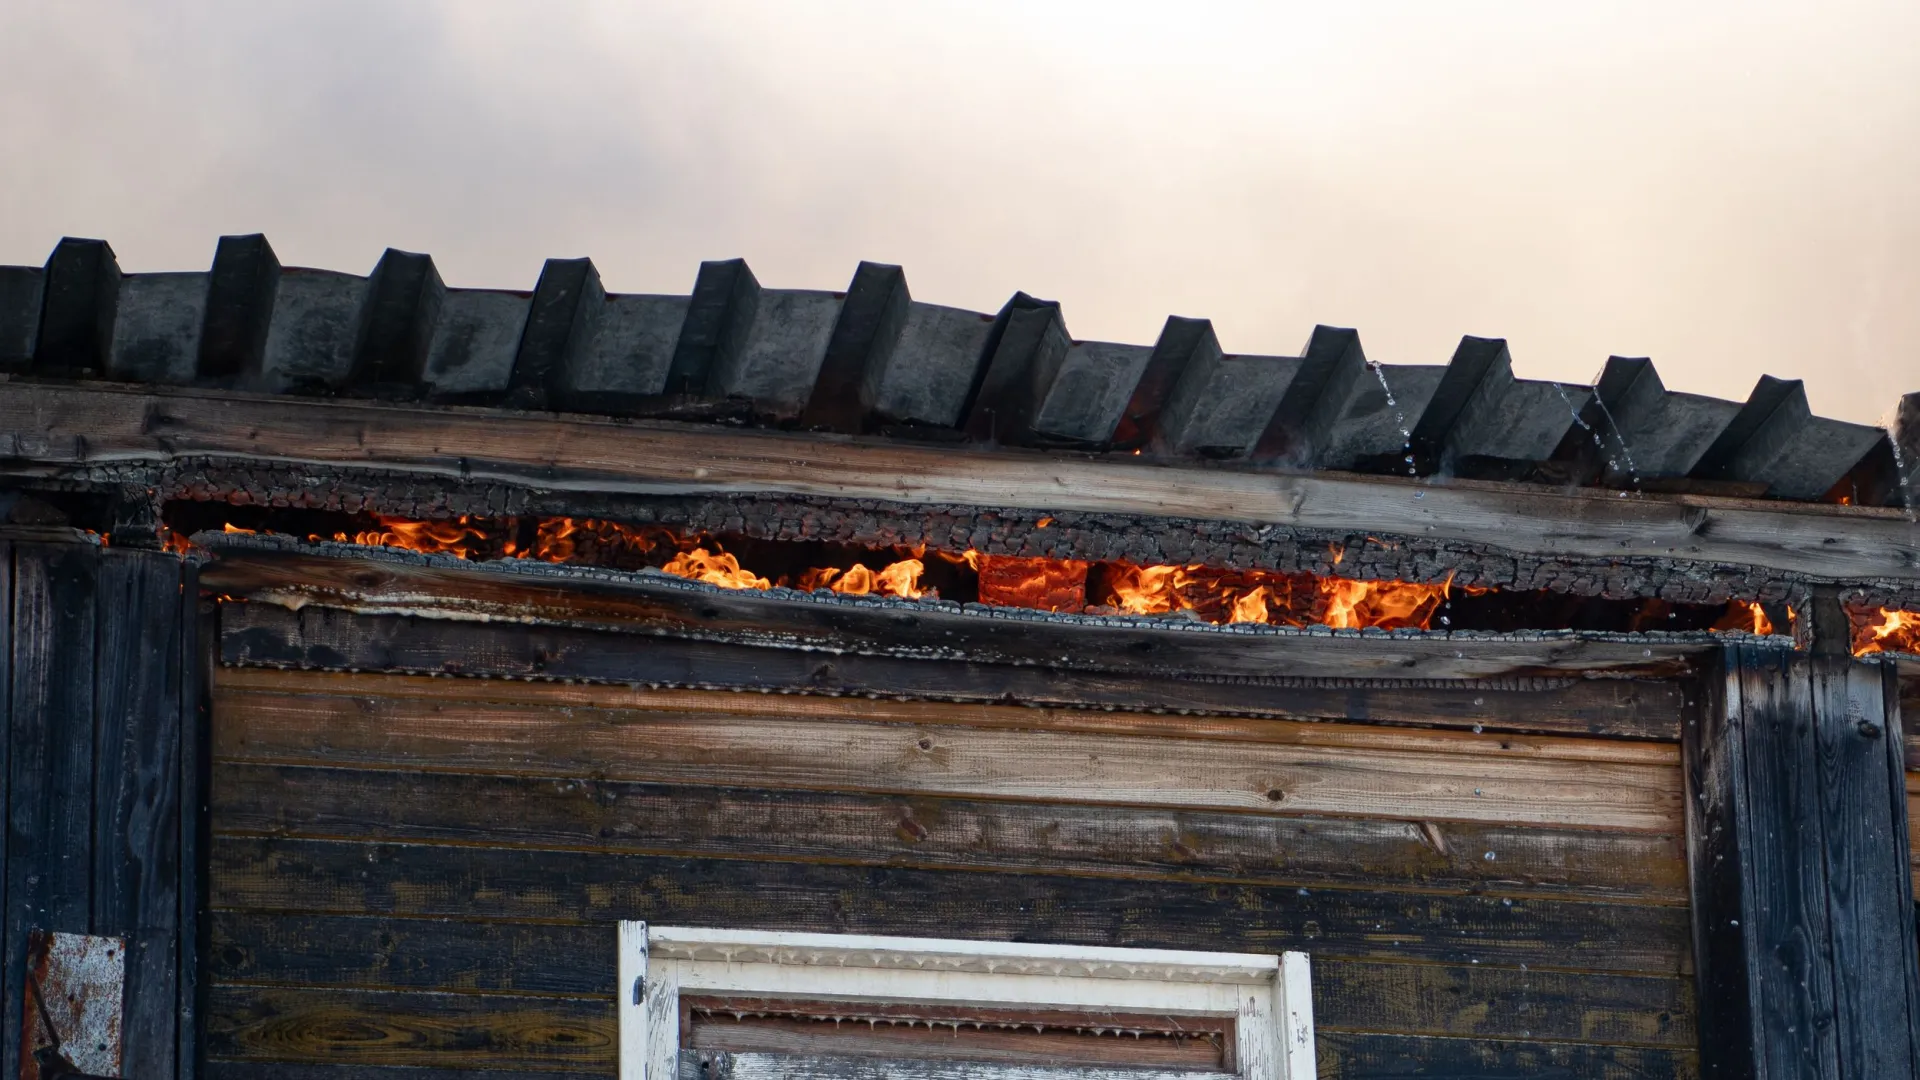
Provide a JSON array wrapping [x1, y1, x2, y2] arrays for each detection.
[[0, 539, 196, 1080], [204, 604, 1700, 1079]]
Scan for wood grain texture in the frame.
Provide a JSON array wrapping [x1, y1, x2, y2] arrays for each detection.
[[91, 549, 187, 1080], [7, 380, 1915, 583], [201, 546, 1706, 683], [1315, 1031, 1697, 1078], [219, 599, 1689, 740], [209, 762, 1688, 901], [205, 1065, 606, 1080], [5, 541, 98, 1075], [205, 985, 614, 1070], [1813, 657, 1920, 1078], [208, 836, 1694, 974], [205, 912, 1693, 1049], [209, 677, 1682, 832]]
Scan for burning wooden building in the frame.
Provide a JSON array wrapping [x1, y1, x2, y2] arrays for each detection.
[[1, 235, 1919, 1078]]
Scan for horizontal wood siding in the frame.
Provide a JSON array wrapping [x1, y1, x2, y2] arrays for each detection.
[[208, 625, 1697, 1077]]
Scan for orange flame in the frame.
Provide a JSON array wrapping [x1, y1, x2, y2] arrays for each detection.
[[322, 515, 489, 559], [1101, 561, 1459, 630], [796, 559, 928, 599], [661, 547, 771, 591], [1709, 601, 1777, 637], [1854, 607, 1920, 656]]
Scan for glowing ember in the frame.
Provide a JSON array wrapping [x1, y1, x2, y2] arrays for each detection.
[[978, 555, 1088, 612], [1854, 607, 1920, 656], [1099, 561, 1457, 630]]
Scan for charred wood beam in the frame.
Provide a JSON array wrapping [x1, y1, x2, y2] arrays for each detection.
[[1686, 617, 1920, 1076], [5, 382, 1918, 588], [215, 598, 1689, 740], [198, 539, 1708, 682]]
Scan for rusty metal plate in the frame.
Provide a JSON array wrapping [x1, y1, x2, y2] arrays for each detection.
[[22, 930, 124, 1080]]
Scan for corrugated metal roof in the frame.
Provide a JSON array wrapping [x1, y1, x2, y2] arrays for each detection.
[[3, 235, 1916, 507]]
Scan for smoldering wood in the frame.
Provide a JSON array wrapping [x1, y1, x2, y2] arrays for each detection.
[[215, 599, 1689, 740], [6, 381, 1919, 594], [207, 835, 1693, 974], [196, 541, 1711, 682]]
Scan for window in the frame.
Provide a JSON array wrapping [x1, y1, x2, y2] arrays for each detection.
[[619, 923, 1315, 1080]]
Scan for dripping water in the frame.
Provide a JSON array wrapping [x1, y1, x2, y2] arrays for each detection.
[[1590, 393, 1642, 492], [1367, 359, 1417, 477], [1552, 382, 1638, 494], [1885, 413, 1917, 523]]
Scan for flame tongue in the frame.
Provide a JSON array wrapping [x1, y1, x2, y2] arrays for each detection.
[[1855, 607, 1920, 656]]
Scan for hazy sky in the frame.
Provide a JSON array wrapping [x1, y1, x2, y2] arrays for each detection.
[[3, 2, 1916, 423]]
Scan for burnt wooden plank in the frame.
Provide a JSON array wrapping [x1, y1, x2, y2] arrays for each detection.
[[1816, 657, 1920, 1077], [4, 541, 98, 1076], [208, 836, 1694, 974], [209, 678, 1683, 832], [205, 1065, 605, 1080], [1311, 958, 1694, 1048], [209, 763, 1688, 901], [205, 985, 613, 1071], [210, 913, 610, 996], [183, 572, 211, 1080], [200, 545, 1702, 683], [7, 381, 1917, 584], [207, 912, 1694, 1048], [217, 601, 1687, 739], [1690, 644, 1920, 1078], [91, 549, 185, 1080], [1315, 1030, 1697, 1078]]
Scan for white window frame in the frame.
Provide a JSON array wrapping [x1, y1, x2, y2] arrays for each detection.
[[619, 923, 1315, 1080]]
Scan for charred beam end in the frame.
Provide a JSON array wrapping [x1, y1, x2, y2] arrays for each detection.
[[960, 290, 1067, 441], [107, 273, 209, 386], [0, 263, 45, 367], [507, 256, 603, 410], [348, 248, 445, 392], [197, 233, 280, 382], [1253, 325, 1368, 467], [1025, 339, 1155, 448], [666, 258, 759, 398], [1693, 375, 1886, 500], [1585, 357, 1741, 485], [800, 262, 910, 433], [1408, 336, 1508, 472], [1157, 326, 1301, 459], [1111, 316, 1211, 450], [32, 237, 121, 378]]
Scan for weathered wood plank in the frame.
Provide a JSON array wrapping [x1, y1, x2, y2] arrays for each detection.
[[209, 679, 1682, 832], [6, 380, 1915, 583], [91, 548, 186, 1080], [219, 600, 1688, 739], [182, 571, 210, 1080], [210, 762, 1688, 901], [206, 912, 1695, 1048], [201, 544, 1706, 683], [205, 985, 614, 1070], [208, 836, 1694, 973], [4, 541, 98, 1075], [1311, 959, 1693, 1048], [205, 1065, 605, 1080], [1815, 657, 1920, 1078], [1314, 1030, 1697, 1079], [212, 666, 1679, 765]]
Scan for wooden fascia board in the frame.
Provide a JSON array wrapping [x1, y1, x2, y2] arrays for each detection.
[[6, 380, 1918, 583]]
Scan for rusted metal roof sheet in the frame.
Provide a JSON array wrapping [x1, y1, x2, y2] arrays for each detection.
[[2, 235, 1915, 508]]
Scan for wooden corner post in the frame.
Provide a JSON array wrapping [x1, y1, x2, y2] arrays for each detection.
[[1687, 597, 1920, 1078]]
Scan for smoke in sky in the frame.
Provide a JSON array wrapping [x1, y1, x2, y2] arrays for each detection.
[[2, 1, 1915, 422]]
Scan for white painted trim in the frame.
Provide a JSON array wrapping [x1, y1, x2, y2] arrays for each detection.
[[620, 924, 1315, 1080]]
